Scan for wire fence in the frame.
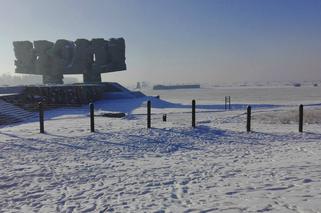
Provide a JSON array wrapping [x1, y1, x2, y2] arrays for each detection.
[[0, 98, 317, 134]]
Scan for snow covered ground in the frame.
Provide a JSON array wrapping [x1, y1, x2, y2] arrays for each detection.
[[1, 87, 321, 212]]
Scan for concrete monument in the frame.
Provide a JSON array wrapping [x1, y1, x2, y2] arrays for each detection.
[[13, 38, 126, 84]]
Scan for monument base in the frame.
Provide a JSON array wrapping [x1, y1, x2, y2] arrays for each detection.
[[0, 82, 130, 109]]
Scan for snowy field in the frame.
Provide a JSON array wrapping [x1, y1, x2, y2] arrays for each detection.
[[1, 86, 321, 212]]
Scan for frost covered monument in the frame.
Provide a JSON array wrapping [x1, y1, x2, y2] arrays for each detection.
[[13, 38, 126, 84]]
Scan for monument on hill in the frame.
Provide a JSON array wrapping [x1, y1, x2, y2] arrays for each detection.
[[13, 38, 126, 84]]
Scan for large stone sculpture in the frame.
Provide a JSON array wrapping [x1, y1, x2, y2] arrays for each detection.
[[72, 39, 94, 82], [13, 38, 126, 84], [13, 41, 36, 74], [33, 40, 63, 84], [108, 38, 126, 71]]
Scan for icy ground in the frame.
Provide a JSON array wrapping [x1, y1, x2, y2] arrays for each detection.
[[1, 93, 321, 212]]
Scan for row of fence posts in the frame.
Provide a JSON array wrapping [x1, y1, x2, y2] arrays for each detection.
[[245, 104, 304, 133], [147, 101, 305, 133], [38, 102, 96, 134], [38, 102, 305, 134], [146, 99, 196, 128]]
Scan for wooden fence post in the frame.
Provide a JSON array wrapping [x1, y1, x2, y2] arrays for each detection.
[[89, 103, 95, 132], [247, 105, 251, 132], [192, 99, 196, 128], [299, 104, 303, 132], [39, 102, 44, 133], [147, 100, 151, 128]]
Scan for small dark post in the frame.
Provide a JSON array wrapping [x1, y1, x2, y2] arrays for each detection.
[[228, 96, 231, 110], [247, 105, 251, 132], [224, 96, 227, 110], [147, 100, 151, 128], [299, 104, 303, 133], [192, 99, 196, 128], [162, 114, 167, 122], [89, 103, 95, 132], [39, 102, 44, 133]]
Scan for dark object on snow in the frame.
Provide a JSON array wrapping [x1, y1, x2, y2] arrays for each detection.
[[299, 104, 303, 133], [100, 112, 126, 118], [147, 100, 151, 128], [90, 103, 95, 132], [163, 114, 167, 122], [247, 105, 251, 132], [192, 99, 196, 128], [39, 102, 44, 133], [225, 96, 231, 110]]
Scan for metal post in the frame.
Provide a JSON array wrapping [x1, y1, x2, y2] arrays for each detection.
[[228, 96, 231, 110], [192, 99, 196, 128], [147, 100, 151, 128], [90, 103, 95, 132], [247, 105, 251, 132], [39, 102, 44, 133], [299, 104, 303, 132]]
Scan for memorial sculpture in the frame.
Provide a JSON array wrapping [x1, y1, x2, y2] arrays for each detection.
[[13, 38, 126, 84]]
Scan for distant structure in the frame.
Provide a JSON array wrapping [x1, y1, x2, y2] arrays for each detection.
[[13, 38, 126, 84], [136, 82, 141, 89], [153, 84, 200, 90]]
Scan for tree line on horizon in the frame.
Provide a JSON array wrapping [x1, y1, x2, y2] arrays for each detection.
[[0, 74, 79, 86]]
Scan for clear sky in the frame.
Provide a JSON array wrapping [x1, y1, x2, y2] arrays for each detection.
[[0, 0, 321, 85]]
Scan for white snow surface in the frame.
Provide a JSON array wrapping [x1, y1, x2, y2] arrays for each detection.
[[1, 87, 321, 212]]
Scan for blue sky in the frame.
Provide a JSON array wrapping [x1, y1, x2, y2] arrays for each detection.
[[0, 0, 321, 84]]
